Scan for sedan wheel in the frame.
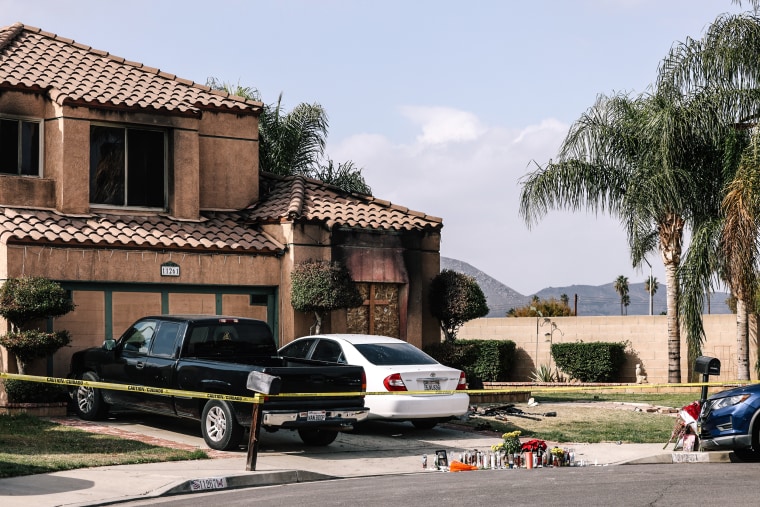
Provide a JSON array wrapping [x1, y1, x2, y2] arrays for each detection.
[[411, 418, 438, 430]]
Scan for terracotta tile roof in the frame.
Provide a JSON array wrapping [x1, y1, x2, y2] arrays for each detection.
[[0, 22, 262, 117], [247, 173, 443, 232], [0, 206, 285, 254]]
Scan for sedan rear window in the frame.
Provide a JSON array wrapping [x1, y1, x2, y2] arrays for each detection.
[[354, 343, 438, 365]]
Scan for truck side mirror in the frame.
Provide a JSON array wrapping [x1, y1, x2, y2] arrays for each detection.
[[103, 339, 116, 351]]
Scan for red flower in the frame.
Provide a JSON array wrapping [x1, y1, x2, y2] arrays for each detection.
[[520, 439, 547, 452]]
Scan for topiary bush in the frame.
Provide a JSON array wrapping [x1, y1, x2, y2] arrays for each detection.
[[0, 330, 71, 366], [429, 269, 489, 342], [551, 341, 627, 382], [0, 276, 76, 374], [290, 260, 362, 334]]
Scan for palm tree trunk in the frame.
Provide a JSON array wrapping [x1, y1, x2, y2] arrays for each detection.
[[660, 212, 684, 383], [664, 260, 681, 383], [736, 298, 750, 380]]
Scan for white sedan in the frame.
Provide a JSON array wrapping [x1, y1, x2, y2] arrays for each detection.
[[278, 334, 470, 429]]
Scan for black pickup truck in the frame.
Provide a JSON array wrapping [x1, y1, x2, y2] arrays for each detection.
[[68, 315, 368, 450]]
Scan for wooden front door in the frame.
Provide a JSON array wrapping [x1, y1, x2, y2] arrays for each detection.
[[347, 282, 400, 337]]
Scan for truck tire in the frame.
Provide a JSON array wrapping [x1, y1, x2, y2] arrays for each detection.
[[298, 428, 339, 446], [201, 400, 243, 451], [74, 371, 109, 420]]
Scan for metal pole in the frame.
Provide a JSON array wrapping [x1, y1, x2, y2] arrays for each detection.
[[643, 257, 653, 316]]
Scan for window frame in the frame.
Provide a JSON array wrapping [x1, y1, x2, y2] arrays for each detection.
[[0, 114, 43, 177], [89, 122, 168, 210]]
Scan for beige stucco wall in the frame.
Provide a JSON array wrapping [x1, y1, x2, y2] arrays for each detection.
[[458, 314, 756, 384], [5, 244, 281, 287]]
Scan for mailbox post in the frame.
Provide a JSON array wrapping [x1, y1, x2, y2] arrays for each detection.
[[694, 356, 721, 402], [245, 371, 282, 471]]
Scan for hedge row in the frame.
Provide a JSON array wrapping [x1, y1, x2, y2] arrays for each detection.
[[551, 341, 627, 382], [424, 340, 516, 387]]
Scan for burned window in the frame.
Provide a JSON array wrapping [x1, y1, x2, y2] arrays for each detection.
[[0, 117, 41, 176], [90, 125, 166, 208]]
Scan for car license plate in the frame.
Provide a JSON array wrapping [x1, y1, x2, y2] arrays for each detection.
[[307, 410, 326, 421], [423, 380, 440, 391]]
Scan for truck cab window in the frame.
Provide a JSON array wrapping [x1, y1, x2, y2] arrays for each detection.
[[123, 320, 157, 354]]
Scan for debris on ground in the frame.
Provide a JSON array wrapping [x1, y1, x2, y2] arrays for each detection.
[[473, 404, 557, 421]]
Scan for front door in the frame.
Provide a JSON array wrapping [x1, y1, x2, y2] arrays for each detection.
[[347, 283, 400, 337]]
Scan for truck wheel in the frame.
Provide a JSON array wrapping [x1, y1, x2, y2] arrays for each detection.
[[298, 428, 339, 446], [74, 371, 109, 420], [201, 400, 243, 451]]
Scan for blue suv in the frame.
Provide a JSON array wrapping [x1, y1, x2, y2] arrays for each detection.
[[698, 383, 760, 460]]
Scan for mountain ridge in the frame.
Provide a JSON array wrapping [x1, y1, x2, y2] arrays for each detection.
[[440, 257, 731, 317]]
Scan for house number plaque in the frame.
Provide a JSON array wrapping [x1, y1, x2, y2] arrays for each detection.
[[160, 261, 180, 277]]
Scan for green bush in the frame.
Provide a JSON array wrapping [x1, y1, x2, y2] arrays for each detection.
[[0, 330, 71, 365], [551, 341, 627, 382], [0, 276, 75, 327], [429, 269, 489, 342], [424, 339, 516, 387], [2, 379, 68, 403]]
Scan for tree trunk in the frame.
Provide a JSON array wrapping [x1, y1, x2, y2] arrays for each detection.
[[312, 311, 323, 335], [660, 212, 684, 383], [736, 298, 750, 380], [663, 260, 681, 383]]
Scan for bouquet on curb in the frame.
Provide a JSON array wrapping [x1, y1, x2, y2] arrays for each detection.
[[521, 438, 547, 454], [491, 430, 522, 455]]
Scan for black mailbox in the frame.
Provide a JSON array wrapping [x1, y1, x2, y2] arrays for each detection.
[[694, 356, 721, 376]]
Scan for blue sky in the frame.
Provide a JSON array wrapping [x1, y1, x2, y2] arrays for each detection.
[[1, 0, 748, 295]]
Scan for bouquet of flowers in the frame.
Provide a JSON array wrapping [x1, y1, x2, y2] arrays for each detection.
[[520, 438, 547, 454], [491, 430, 522, 455]]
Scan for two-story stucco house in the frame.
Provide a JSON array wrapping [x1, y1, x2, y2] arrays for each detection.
[[0, 22, 443, 393]]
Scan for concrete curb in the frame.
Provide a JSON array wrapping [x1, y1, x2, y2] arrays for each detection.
[[67, 470, 335, 507], [622, 451, 732, 465], [161, 470, 335, 496]]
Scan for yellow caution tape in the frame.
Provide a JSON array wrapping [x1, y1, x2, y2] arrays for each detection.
[[0, 372, 264, 404], [0, 372, 753, 401]]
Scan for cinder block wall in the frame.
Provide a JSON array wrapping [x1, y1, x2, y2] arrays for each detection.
[[457, 314, 755, 384]]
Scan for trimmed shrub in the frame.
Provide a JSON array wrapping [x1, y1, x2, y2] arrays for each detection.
[[424, 339, 516, 386], [551, 341, 627, 382], [0, 330, 71, 365]]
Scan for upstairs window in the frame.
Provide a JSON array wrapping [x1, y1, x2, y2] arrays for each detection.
[[0, 117, 41, 176], [90, 125, 166, 208]]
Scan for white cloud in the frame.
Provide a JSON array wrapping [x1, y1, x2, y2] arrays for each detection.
[[330, 109, 664, 295], [399, 106, 487, 145]]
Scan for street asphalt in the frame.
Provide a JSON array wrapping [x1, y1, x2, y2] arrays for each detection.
[[0, 414, 732, 507]]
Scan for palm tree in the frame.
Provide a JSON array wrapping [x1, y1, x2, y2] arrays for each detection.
[[614, 276, 630, 316], [658, 12, 760, 380], [205, 79, 371, 194], [520, 88, 720, 382]]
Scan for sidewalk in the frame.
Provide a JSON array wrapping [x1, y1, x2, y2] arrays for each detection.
[[0, 417, 731, 507]]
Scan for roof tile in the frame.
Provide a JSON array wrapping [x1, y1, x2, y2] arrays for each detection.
[[0, 22, 262, 117], [247, 174, 442, 232], [0, 206, 285, 254]]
